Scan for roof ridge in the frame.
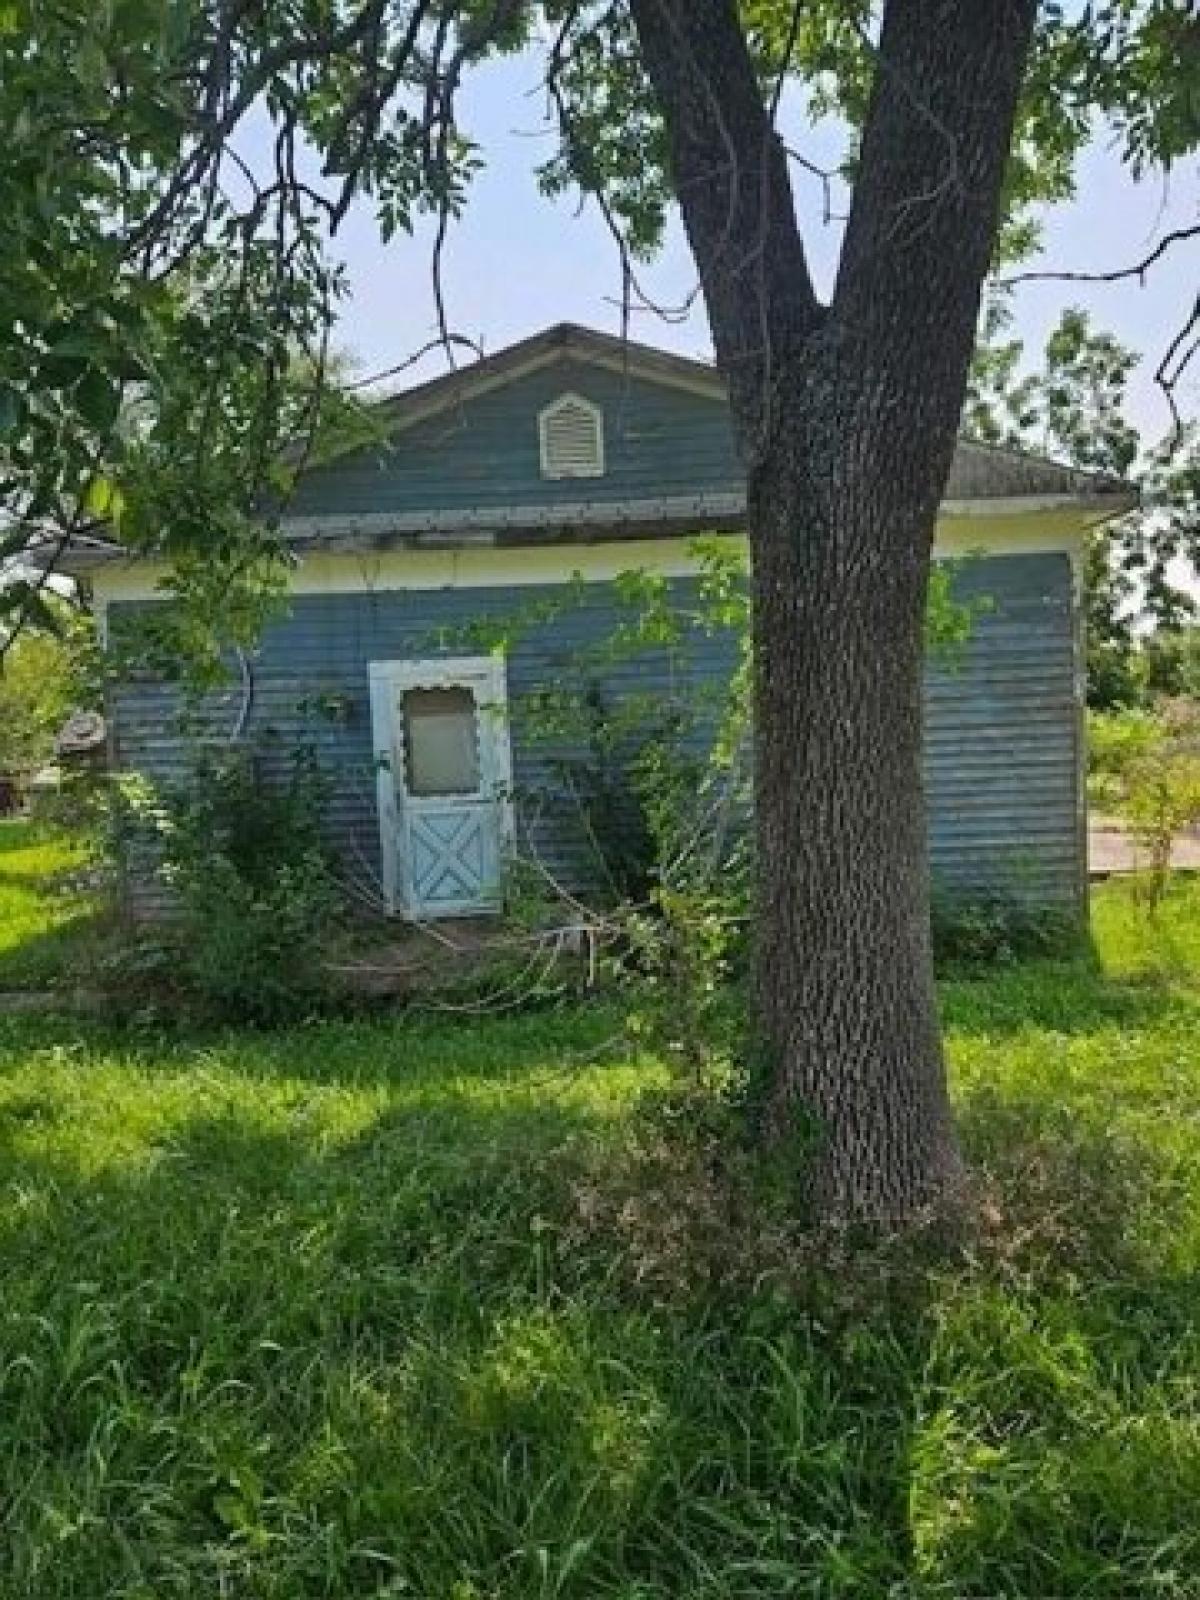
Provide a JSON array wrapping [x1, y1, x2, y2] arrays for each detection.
[[367, 321, 717, 410]]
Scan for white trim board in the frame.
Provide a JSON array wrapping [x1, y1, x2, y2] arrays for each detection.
[[91, 519, 1088, 610], [374, 337, 727, 435], [274, 491, 745, 541], [269, 489, 1127, 543]]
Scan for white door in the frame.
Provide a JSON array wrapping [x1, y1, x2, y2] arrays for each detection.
[[369, 657, 513, 918]]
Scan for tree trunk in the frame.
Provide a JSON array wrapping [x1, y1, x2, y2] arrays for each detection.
[[628, 0, 1038, 1222], [748, 366, 962, 1219]]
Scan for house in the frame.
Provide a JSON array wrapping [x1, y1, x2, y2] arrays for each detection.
[[68, 323, 1133, 920]]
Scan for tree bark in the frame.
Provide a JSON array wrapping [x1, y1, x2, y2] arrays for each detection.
[[629, 0, 1038, 1220], [748, 364, 961, 1219]]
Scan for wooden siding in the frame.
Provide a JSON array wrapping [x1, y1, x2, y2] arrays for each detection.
[[108, 551, 1082, 917], [283, 343, 1128, 530], [288, 359, 742, 519], [926, 555, 1081, 905]]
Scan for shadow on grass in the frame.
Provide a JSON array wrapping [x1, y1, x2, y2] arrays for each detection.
[[0, 819, 50, 855], [0, 908, 115, 992], [1, 1009, 1198, 1598], [0, 1087, 928, 1596], [0, 859, 88, 893]]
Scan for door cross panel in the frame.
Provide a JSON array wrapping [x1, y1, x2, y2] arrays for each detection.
[[409, 807, 495, 909]]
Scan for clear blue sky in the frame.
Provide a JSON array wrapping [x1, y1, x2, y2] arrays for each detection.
[[314, 51, 1197, 438]]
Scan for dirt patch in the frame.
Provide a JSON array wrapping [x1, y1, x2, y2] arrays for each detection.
[[327, 917, 593, 1000], [1089, 815, 1200, 877]]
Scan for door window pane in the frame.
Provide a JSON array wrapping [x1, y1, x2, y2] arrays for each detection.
[[402, 686, 480, 796]]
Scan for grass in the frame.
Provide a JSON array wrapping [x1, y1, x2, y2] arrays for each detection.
[[1, 854, 1199, 1597], [0, 818, 109, 991]]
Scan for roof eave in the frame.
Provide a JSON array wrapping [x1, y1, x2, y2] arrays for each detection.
[[63, 485, 1137, 574]]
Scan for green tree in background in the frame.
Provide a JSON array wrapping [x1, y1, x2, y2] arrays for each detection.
[[0, 630, 77, 778], [967, 304, 1199, 708]]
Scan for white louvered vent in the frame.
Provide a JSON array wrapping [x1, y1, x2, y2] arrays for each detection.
[[538, 393, 605, 479]]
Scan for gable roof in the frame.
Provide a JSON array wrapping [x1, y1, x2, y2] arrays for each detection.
[[371, 322, 727, 435], [57, 322, 1135, 573], [356, 321, 1133, 505]]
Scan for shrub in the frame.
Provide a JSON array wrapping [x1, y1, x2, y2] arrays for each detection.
[[0, 622, 87, 778], [931, 892, 1079, 967], [543, 681, 699, 904], [1087, 698, 1200, 914], [555, 686, 751, 1081], [475, 548, 1002, 1064], [1087, 706, 1160, 811], [1122, 700, 1200, 914], [160, 744, 342, 1022], [1144, 625, 1200, 700]]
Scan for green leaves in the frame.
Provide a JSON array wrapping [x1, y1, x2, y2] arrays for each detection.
[[965, 306, 1199, 705], [0, 620, 83, 773], [82, 475, 125, 524], [926, 562, 993, 670], [1, 0, 1195, 666], [0, 580, 66, 640], [967, 305, 1140, 477], [74, 369, 123, 435], [0, 0, 341, 659]]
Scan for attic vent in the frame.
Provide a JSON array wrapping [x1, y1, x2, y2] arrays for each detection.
[[538, 393, 605, 479]]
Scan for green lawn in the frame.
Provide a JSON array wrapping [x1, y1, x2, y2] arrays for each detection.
[[1, 858, 1199, 1597], [0, 819, 109, 991]]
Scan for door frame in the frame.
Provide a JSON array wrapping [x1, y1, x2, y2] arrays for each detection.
[[368, 655, 514, 917]]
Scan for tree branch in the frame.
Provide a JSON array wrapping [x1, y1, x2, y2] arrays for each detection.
[[834, 0, 1038, 450], [627, 0, 822, 448], [768, 0, 805, 124], [543, 10, 703, 333], [1156, 290, 1200, 442], [783, 146, 845, 226], [345, 334, 488, 392], [998, 223, 1200, 287]]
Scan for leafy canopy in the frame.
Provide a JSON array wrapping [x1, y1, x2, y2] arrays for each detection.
[[1, 0, 1196, 651]]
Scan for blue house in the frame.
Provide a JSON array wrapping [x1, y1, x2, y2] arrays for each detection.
[[73, 324, 1132, 920]]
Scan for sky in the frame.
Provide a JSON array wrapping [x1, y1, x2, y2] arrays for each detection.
[[309, 50, 1199, 441]]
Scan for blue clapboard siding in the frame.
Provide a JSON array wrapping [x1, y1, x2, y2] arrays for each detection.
[[108, 551, 1082, 916], [289, 360, 742, 518], [926, 554, 1080, 904]]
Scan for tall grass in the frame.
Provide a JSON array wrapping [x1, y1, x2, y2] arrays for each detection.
[[0, 873, 1198, 1596]]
